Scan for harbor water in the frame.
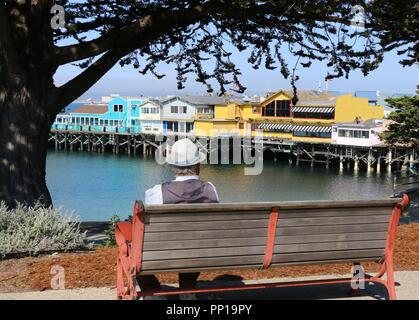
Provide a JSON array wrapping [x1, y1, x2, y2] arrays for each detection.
[[46, 150, 418, 222]]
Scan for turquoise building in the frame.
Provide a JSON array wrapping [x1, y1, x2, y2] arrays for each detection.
[[53, 96, 145, 133]]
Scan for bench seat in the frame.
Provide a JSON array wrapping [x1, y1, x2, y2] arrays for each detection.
[[116, 196, 409, 300]]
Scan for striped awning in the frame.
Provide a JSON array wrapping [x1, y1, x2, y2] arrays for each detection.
[[293, 125, 332, 133], [258, 123, 293, 131], [292, 107, 334, 113]]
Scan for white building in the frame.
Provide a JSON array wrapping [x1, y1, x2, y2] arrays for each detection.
[[138, 100, 163, 134], [332, 119, 387, 147], [161, 96, 225, 135]]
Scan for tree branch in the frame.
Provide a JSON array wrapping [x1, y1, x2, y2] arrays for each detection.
[[53, 0, 228, 65], [51, 50, 122, 113]]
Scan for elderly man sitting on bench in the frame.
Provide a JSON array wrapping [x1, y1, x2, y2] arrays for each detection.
[[139, 138, 219, 299]]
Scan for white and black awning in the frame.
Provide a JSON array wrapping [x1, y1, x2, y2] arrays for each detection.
[[258, 123, 332, 133], [292, 107, 335, 113], [293, 125, 332, 133], [258, 123, 293, 131]]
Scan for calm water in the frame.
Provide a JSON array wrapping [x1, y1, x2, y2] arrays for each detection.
[[44, 150, 415, 222]]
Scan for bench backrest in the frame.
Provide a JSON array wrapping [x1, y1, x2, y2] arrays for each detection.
[[135, 198, 404, 275]]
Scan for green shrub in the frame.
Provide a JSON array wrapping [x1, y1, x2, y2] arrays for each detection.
[[103, 214, 120, 247], [0, 202, 88, 258], [103, 214, 133, 247]]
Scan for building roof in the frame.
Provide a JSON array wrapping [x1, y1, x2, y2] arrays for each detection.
[[72, 104, 108, 114], [139, 99, 161, 107], [296, 100, 336, 107], [162, 95, 228, 106], [354, 90, 378, 102], [263, 90, 337, 106], [286, 90, 337, 100], [334, 119, 384, 129]]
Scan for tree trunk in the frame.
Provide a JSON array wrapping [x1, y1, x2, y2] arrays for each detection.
[[0, 87, 54, 208]]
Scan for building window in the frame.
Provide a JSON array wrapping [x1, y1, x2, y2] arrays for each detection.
[[294, 131, 331, 138], [239, 123, 244, 129], [166, 121, 179, 132], [338, 129, 370, 139], [114, 104, 123, 112], [263, 101, 275, 117], [186, 122, 193, 132], [197, 107, 210, 114], [171, 106, 178, 113], [262, 100, 290, 117], [276, 100, 290, 117]]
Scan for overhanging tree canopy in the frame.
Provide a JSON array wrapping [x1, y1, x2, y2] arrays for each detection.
[[0, 0, 418, 207], [381, 89, 419, 148]]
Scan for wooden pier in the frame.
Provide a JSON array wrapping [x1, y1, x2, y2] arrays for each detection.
[[49, 129, 418, 173]]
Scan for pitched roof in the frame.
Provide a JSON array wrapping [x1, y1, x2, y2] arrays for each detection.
[[263, 90, 337, 106], [162, 95, 228, 106], [283, 90, 337, 101], [72, 104, 108, 114], [139, 99, 161, 107]]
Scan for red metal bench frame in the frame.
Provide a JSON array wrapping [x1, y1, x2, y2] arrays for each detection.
[[115, 195, 409, 300]]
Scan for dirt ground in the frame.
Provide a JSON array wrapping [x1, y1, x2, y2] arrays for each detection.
[[1, 223, 418, 293]]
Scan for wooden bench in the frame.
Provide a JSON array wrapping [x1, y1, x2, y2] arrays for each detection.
[[115, 195, 409, 300]]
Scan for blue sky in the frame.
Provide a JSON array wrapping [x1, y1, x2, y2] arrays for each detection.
[[54, 46, 418, 100]]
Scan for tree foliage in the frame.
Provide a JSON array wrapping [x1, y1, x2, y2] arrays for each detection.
[[3, 0, 415, 108], [381, 89, 419, 147], [0, 0, 418, 207]]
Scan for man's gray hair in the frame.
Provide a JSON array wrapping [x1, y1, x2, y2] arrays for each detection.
[[169, 164, 199, 176]]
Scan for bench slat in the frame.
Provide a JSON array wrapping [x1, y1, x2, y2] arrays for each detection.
[[144, 215, 390, 232], [142, 240, 386, 261], [142, 231, 388, 251], [140, 249, 385, 272], [139, 256, 381, 275], [143, 223, 389, 242], [144, 199, 400, 213], [145, 207, 391, 223]]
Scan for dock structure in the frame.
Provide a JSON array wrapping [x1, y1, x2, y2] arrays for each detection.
[[48, 129, 418, 173], [50, 90, 418, 172], [48, 129, 161, 156]]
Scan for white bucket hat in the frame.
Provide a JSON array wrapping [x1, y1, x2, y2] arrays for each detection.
[[166, 138, 206, 167]]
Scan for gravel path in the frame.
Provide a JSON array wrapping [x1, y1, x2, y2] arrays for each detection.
[[1, 271, 418, 300]]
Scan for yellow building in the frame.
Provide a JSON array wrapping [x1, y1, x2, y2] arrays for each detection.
[[193, 90, 384, 143], [245, 90, 384, 143]]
